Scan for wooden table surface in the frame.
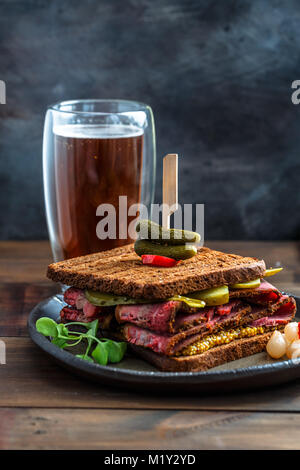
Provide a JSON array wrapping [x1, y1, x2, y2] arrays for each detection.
[[1, 240, 300, 450]]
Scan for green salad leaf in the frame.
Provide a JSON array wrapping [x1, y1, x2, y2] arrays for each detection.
[[92, 342, 110, 365], [36, 317, 58, 337], [107, 340, 127, 363], [36, 317, 126, 366]]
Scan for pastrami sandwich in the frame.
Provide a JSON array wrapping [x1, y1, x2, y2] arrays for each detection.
[[47, 244, 296, 372]]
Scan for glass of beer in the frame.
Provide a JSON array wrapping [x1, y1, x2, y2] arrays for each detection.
[[43, 99, 156, 261]]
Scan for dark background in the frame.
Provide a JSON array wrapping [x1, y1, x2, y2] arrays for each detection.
[[0, 0, 300, 240]]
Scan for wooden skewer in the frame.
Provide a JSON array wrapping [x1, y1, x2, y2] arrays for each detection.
[[162, 153, 178, 229]]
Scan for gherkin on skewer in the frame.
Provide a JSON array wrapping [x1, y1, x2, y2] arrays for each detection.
[[134, 239, 197, 260], [136, 219, 201, 245]]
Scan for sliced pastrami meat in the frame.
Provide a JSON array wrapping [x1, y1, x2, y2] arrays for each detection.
[[175, 300, 245, 332], [121, 304, 251, 356], [61, 306, 97, 323], [174, 309, 211, 332], [64, 287, 84, 308], [121, 297, 296, 356], [63, 287, 101, 319], [117, 300, 247, 334], [250, 297, 296, 327], [115, 301, 181, 334], [60, 306, 114, 328], [250, 294, 292, 316], [229, 280, 280, 304], [62, 287, 114, 326]]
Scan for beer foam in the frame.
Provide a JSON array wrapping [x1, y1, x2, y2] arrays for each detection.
[[53, 124, 144, 139]]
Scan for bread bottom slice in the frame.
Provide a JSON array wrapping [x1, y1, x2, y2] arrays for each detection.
[[130, 331, 273, 372]]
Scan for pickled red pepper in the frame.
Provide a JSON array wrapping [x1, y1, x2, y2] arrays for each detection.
[[141, 254, 180, 267]]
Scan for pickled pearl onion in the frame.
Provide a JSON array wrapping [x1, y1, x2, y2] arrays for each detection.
[[284, 322, 299, 343], [266, 331, 286, 359], [291, 348, 300, 359]]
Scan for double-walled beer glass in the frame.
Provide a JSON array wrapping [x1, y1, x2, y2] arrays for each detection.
[[43, 99, 156, 261]]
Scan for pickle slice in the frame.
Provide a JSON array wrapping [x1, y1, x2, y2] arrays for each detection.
[[188, 285, 229, 306], [86, 290, 206, 309], [85, 290, 149, 307], [136, 219, 201, 245], [169, 295, 206, 308], [134, 239, 197, 260], [264, 267, 283, 277], [231, 278, 261, 289]]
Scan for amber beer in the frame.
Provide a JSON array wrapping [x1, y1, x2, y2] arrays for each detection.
[[54, 124, 143, 259]]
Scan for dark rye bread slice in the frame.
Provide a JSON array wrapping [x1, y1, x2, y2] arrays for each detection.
[[130, 332, 273, 372], [47, 244, 266, 300]]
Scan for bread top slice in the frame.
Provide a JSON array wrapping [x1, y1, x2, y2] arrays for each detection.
[[47, 244, 266, 300]]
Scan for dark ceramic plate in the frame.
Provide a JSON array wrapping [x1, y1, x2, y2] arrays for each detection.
[[27, 294, 300, 393]]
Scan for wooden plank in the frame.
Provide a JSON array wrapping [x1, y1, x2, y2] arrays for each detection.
[[0, 407, 299, 449], [1, 337, 300, 412], [0, 241, 52, 283], [0, 241, 58, 336], [0, 283, 59, 336]]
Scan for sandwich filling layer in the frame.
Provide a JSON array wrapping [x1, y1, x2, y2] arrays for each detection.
[[60, 280, 297, 359], [178, 325, 281, 356]]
